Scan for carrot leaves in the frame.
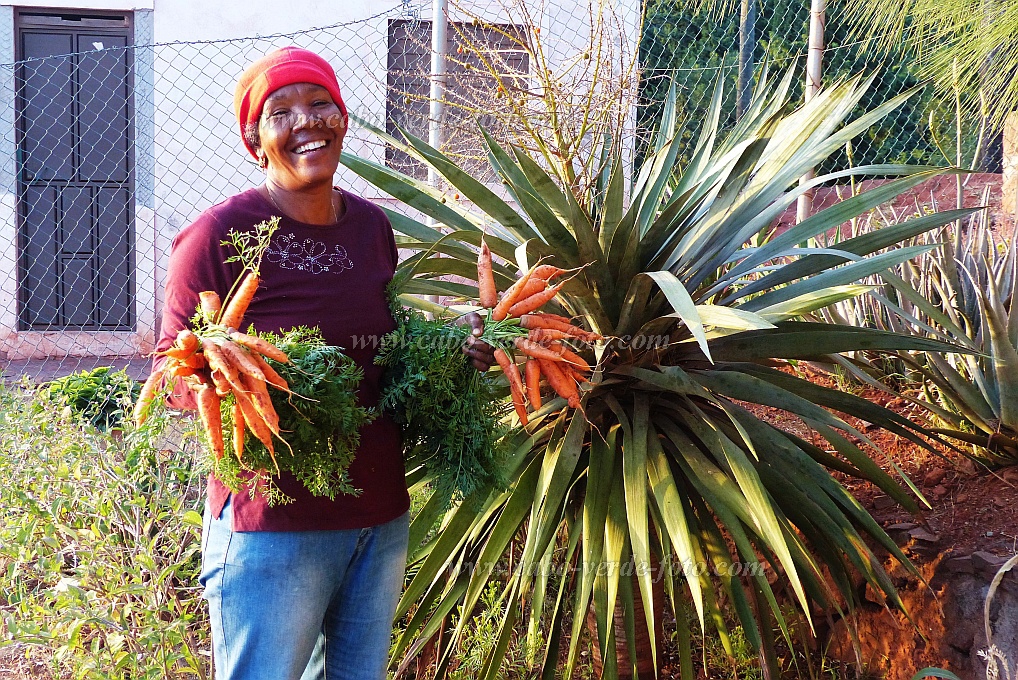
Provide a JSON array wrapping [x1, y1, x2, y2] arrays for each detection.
[[377, 307, 511, 506], [212, 326, 373, 506]]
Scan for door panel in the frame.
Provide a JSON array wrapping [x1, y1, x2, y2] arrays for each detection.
[[76, 34, 129, 182], [60, 186, 93, 254], [21, 32, 74, 181], [22, 185, 59, 326], [60, 255, 95, 326], [95, 187, 132, 327]]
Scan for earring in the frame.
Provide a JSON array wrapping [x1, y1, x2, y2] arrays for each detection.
[[258, 154, 268, 169]]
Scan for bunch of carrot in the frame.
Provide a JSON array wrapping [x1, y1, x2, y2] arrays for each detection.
[[477, 239, 601, 426], [133, 271, 291, 468]]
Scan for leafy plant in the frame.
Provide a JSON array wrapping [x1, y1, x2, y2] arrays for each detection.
[[378, 304, 514, 505], [0, 381, 208, 679], [446, 582, 538, 680], [41, 366, 140, 432], [344, 66, 969, 678], [213, 326, 374, 506], [843, 0, 1018, 132], [911, 668, 963, 680]]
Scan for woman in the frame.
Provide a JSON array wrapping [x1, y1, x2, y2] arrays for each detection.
[[156, 46, 495, 680]]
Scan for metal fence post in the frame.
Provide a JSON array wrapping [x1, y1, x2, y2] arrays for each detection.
[[737, 0, 756, 119], [426, 0, 449, 311], [796, 0, 826, 223], [429, 0, 448, 169]]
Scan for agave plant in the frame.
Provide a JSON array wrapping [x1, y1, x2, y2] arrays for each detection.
[[342, 70, 968, 677], [830, 193, 1018, 465]]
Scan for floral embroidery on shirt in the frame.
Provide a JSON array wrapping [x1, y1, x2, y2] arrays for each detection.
[[265, 232, 354, 275]]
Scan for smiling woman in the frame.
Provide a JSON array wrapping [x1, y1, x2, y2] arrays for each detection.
[[251, 82, 346, 223], [152, 46, 495, 680], [236, 49, 348, 226]]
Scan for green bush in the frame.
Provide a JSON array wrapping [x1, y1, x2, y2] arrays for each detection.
[[0, 382, 209, 679], [40, 366, 140, 432]]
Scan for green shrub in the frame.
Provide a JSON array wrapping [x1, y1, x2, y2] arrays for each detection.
[[40, 366, 140, 432], [0, 382, 209, 679]]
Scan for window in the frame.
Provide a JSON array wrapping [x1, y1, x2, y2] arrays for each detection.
[[386, 19, 529, 182]]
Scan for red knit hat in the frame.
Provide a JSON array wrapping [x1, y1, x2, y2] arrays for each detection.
[[234, 46, 348, 158]]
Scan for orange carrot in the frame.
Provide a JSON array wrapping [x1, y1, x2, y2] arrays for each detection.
[[199, 291, 222, 324], [528, 328, 572, 343], [195, 385, 224, 460], [231, 402, 245, 462], [182, 352, 207, 370], [524, 359, 542, 410], [477, 238, 497, 309], [242, 372, 280, 435], [202, 341, 246, 393], [528, 312, 574, 324], [161, 332, 200, 361], [168, 362, 196, 379], [217, 340, 266, 382], [507, 283, 565, 317], [491, 266, 537, 321], [247, 351, 290, 393], [220, 271, 260, 330], [539, 359, 581, 408], [514, 337, 566, 362], [235, 388, 276, 467], [161, 345, 195, 361], [519, 315, 601, 342], [568, 365, 589, 383], [210, 369, 231, 398], [190, 371, 215, 392], [134, 368, 165, 426], [494, 348, 528, 426], [532, 264, 566, 280], [175, 329, 200, 353], [228, 331, 289, 363], [548, 342, 592, 372], [515, 278, 547, 301]]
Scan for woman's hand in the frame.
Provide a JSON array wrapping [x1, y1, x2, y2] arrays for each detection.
[[460, 312, 497, 372]]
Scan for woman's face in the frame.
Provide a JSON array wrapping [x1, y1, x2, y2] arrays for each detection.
[[257, 82, 346, 191]]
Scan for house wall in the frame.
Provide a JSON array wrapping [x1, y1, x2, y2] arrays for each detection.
[[0, 0, 640, 360], [0, 5, 17, 358]]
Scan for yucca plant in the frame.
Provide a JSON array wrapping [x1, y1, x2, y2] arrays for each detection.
[[343, 70, 969, 678]]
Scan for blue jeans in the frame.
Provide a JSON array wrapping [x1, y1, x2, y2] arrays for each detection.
[[199, 498, 409, 680]]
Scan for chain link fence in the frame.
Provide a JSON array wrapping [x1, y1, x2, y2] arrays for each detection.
[[0, 0, 987, 381]]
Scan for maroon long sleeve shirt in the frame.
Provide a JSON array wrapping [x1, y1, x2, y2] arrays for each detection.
[[156, 187, 410, 531]]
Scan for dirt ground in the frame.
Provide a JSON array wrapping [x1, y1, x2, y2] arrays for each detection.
[[757, 366, 1018, 558], [0, 645, 50, 679], [742, 365, 1018, 677], [771, 171, 1018, 557]]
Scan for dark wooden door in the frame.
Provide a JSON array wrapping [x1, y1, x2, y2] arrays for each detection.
[[17, 11, 134, 330]]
